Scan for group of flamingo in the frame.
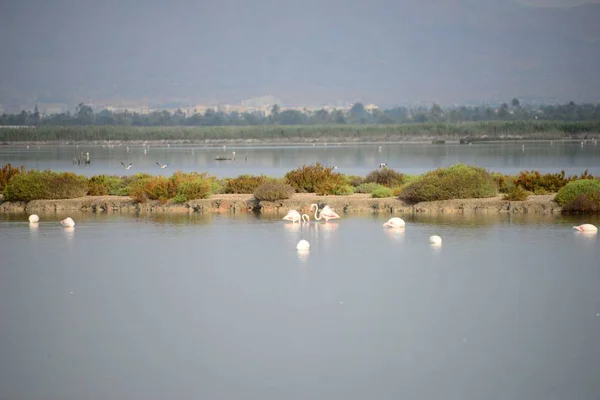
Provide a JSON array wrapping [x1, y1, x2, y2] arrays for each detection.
[[28, 214, 75, 228], [283, 206, 598, 251]]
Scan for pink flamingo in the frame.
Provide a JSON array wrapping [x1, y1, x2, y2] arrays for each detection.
[[310, 203, 340, 222], [573, 224, 598, 233]]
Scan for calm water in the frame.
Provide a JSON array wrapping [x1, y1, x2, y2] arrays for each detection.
[[1, 212, 600, 400], [1, 140, 599, 177]]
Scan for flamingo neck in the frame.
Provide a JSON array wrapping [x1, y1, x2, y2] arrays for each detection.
[[312, 204, 322, 221]]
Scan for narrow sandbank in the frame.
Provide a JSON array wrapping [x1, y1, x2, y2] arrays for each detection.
[[0, 194, 561, 215]]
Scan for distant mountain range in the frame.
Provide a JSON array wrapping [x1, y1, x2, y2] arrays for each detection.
[[1, 0, 599, 111]]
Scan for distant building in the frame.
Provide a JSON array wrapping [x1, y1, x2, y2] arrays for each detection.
[[241, 95, 281, 110]]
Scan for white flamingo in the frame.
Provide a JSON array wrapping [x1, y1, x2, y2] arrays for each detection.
[[282, 210, 302, 223], [296, 240, 310, 250], [310, 204, 340, 222], [301, 214, 310, 223], [121, 162, 133, 170], [60, 217, 75, 227], [573, 224, 598, 233], [28, 214, 39, 223], [383, 217, 405, 228], [429, 235, 442, 244]]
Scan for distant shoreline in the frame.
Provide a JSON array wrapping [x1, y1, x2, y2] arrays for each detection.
[[1, 121, 599, 144], [0, 193, 561, 215], [2, 136, 598, 146]]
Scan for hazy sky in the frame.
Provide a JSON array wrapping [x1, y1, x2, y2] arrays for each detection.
[[1, 0, 599, 108]]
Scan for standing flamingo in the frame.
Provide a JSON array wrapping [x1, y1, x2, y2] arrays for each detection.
[[282, 210, 302, 223], [573, 224, 598, 233], [383, 217, 405, 228], [310, 204, 340, 222]]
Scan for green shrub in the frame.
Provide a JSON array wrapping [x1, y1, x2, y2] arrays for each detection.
[[3, 170, 88, 201], [372, 186, 394, 198], [561, 191, 600, 213], [555, 179, 600, 205], [492, 172, 514, 193], [398, 164, 497, 203], [332, 184, 355, 195], [0, 164, 25, 191], [223, 174, 273, 194], [254, 182, 295, 201], [87, 175, 125, 196], [284, 163, 347, 195], [364, 168, 405, 187], [355, 182, 384, 194], [502, 185, 530, 201], [172, 180, 212, 203], [128, 171, 214, 203]]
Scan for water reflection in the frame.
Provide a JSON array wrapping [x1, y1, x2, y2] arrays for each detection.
[[296, 249, 310, 262], [283, 222, 301, 234], [430, 242, 443, 252], [383, 227, 405, 243], [63, 226, 75, 241]]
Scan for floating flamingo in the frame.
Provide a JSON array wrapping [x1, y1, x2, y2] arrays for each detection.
[[28, 214, 39, 223], [60, 217, 75, 228], [383, 217, 405, 228], [310, 204, 340, 222], [573, 224, 598, 233], [429, 235, 442, 244], [296, 240, 310, 250]]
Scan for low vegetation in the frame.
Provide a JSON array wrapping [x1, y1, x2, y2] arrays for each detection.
[[372, 186, 394, 198], [1, 164, 598, 213], [561, 192, 600, 213], [0, 163, 25, 191], [398, 164, 497, 203], [223, 174, 275, 194], [364, 168, 405, 188], [3, 170, 88, 201], [502, 185, 531, 201], [554, 179, 600, 206], [284, 163, 347, 195], [253, 182, 295, 201]]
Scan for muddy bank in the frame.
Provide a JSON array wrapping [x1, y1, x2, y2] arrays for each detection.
[[0, 193, 561, 215]]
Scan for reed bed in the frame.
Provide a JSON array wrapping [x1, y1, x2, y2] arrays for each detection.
[[1, 121, 599, 142]]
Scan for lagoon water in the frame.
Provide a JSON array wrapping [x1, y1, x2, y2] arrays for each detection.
[[1, 212, 600, 400], [1, 140, 600, 178]]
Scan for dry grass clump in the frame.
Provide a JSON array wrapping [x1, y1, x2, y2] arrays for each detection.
[[254, 182, 295, 201], [284, 163, 347, 195], [223, 174, 275, 194], [0, 163, 25, 191], [364, 168, 405, 187]]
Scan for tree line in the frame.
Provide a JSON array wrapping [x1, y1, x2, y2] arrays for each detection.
[[1, 99, 599, 127]]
